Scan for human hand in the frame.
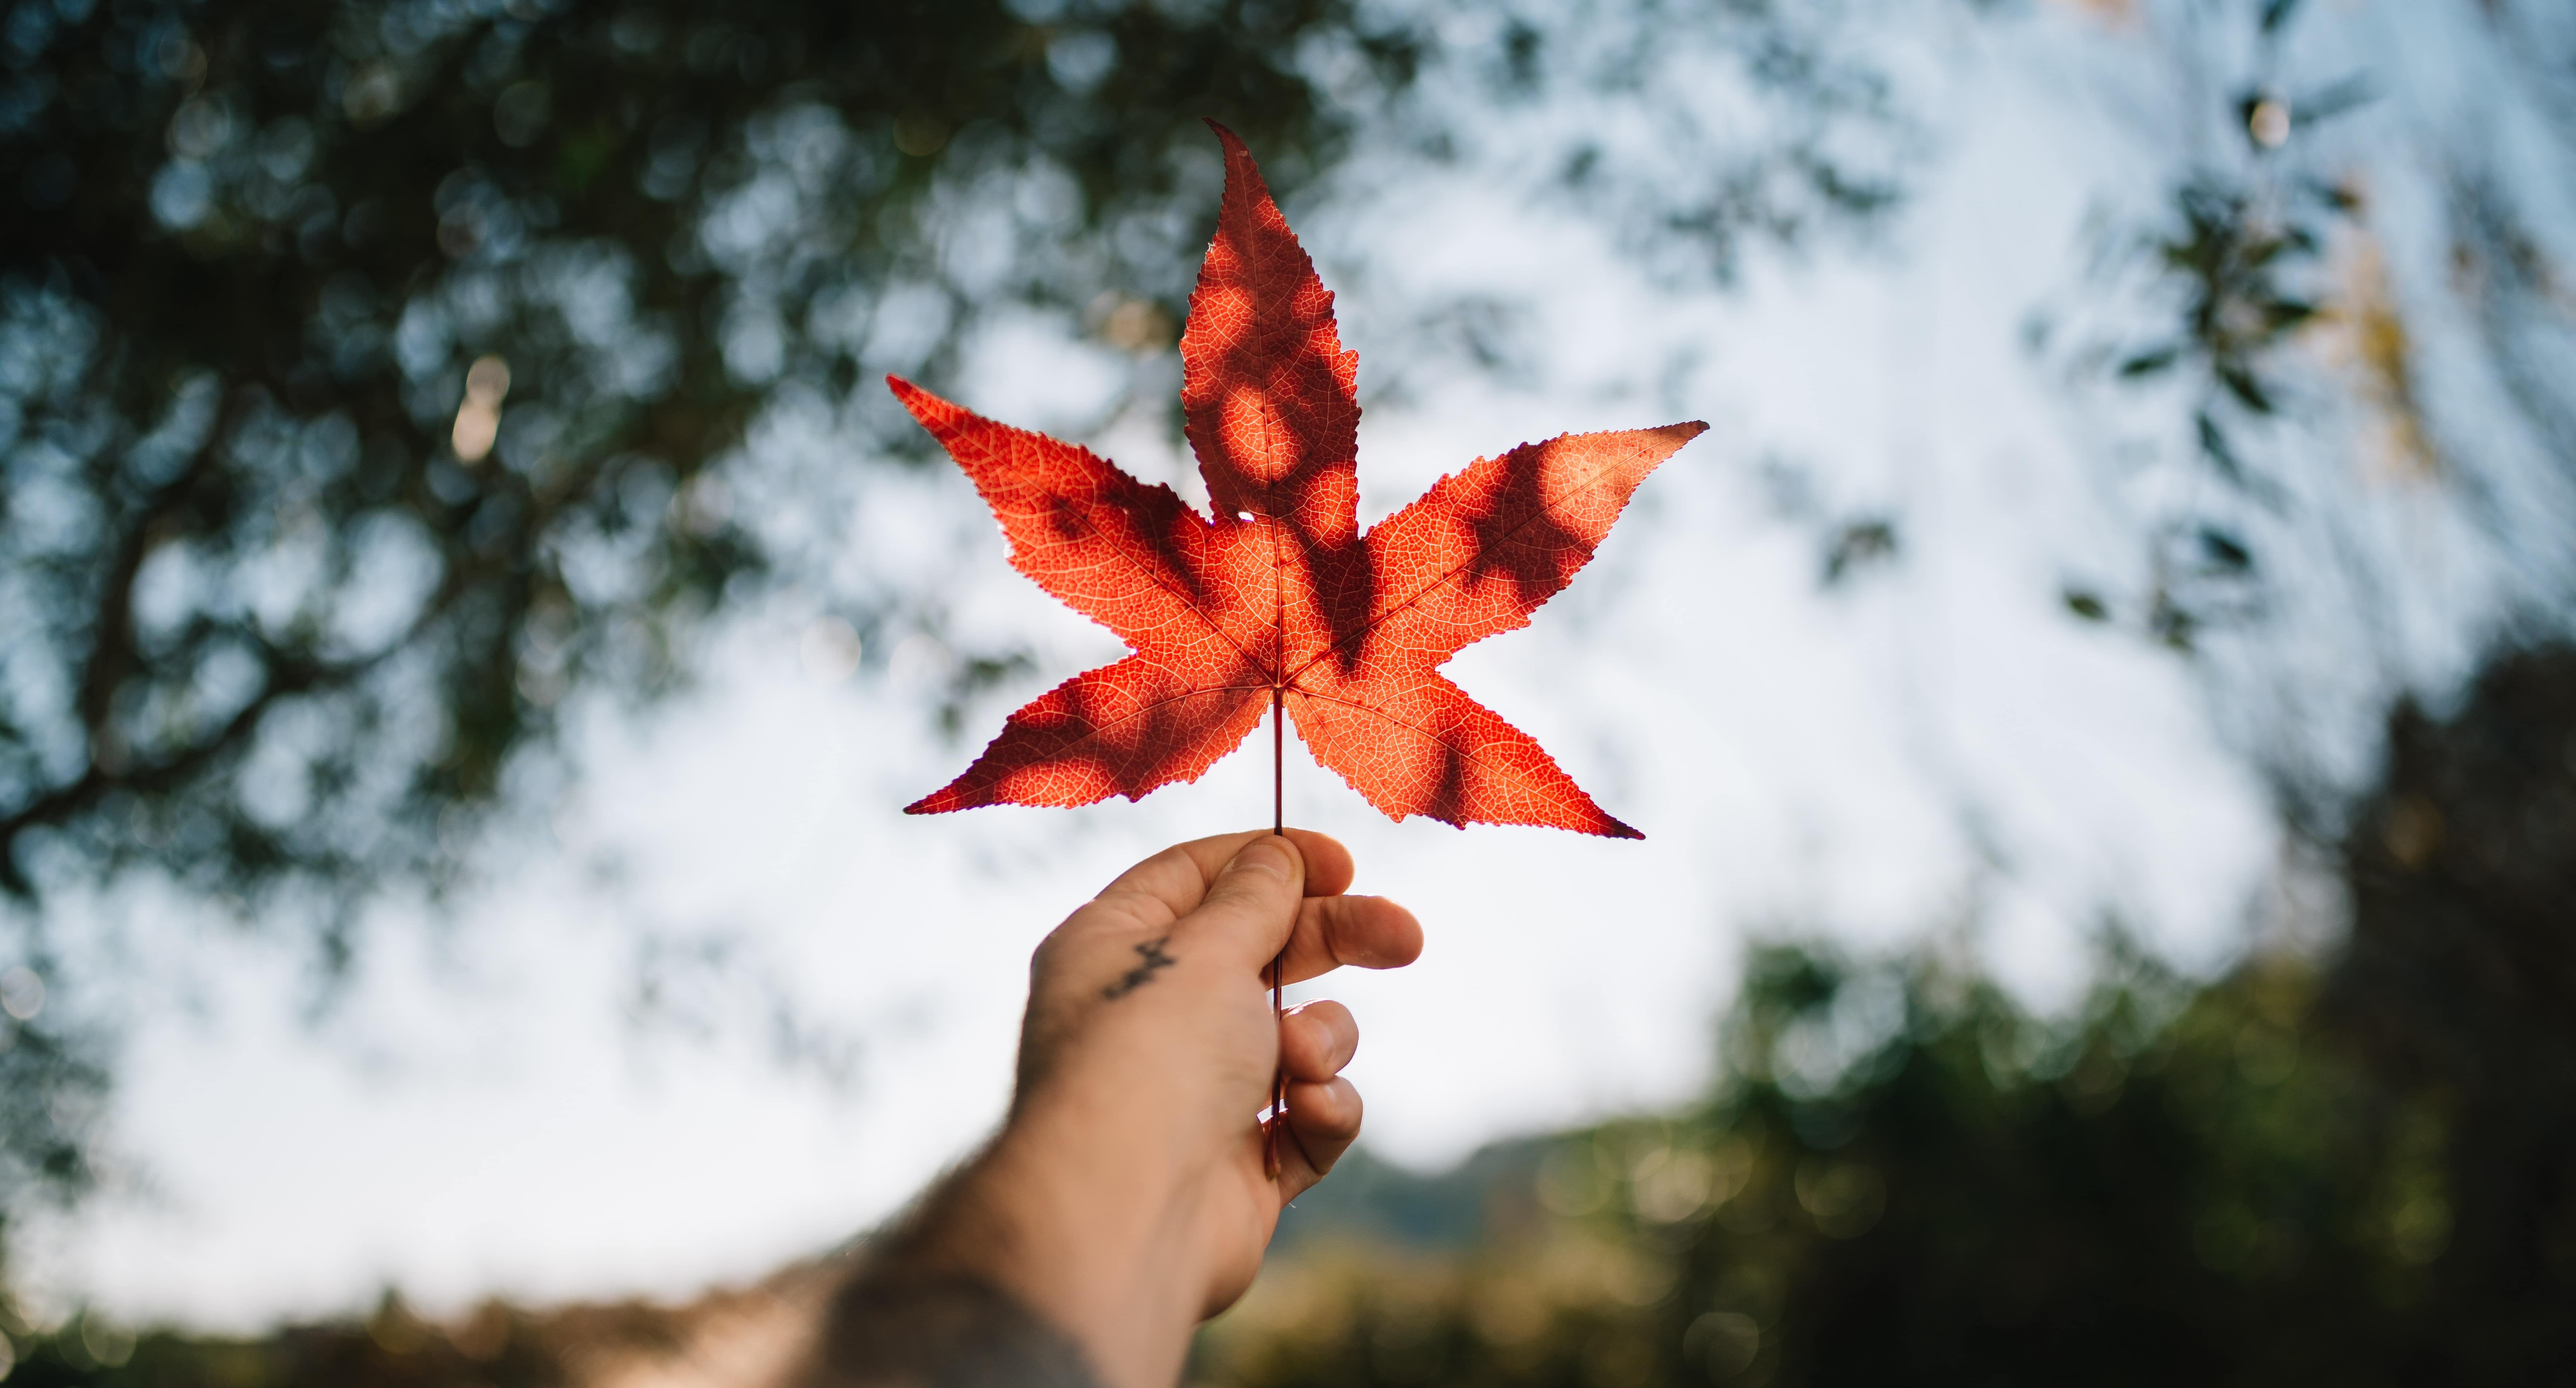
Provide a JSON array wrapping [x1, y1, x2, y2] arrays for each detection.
[[840, 828, 1420, 1388]]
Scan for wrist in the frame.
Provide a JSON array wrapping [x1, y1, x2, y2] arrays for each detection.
[[954, 1101, 1216, 1388], [806, 1270, 1102, 1388]]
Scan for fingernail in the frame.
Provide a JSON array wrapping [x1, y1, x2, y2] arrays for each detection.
[[1226, 838, 1294, 882]]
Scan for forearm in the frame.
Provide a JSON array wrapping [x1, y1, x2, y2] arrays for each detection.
[[797, 1126, 1204, 1388], [801, 1265, 1101, 1388], [797, 1151, 1107, 1388]]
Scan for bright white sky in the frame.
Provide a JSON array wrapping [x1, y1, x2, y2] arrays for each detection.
[[22, 0, 2537, 1333]]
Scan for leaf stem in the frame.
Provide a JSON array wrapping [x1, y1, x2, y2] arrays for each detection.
[[1266, 687, 1285, 1178]]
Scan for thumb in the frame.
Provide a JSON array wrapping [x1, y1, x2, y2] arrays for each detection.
[[1176, 835, 1305, 968]]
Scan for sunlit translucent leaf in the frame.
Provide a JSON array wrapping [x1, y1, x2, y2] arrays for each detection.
[[894, 124, 1706, 837]]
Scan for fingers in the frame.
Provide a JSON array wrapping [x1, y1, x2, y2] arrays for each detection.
[[1176, 835, 1306, 966], [1274, 1004, 1363, 1202], [1168, 835, 1331, 973], [1275, 1076, 1363, 1203], [1164, 844, 1422, 981], [1280, 830, 1354, 897], [1094, 828, 1355, 925], [1090, 830, 1418, 984], [1281, 894, 1423, 986], [1278, 1000, 1357, 1082]]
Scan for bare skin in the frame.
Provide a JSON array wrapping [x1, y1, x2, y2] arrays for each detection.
[[803, 829, 1423, 1388]]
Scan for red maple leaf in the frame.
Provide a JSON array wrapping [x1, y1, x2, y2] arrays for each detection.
[[891, 123, 1705, 838]]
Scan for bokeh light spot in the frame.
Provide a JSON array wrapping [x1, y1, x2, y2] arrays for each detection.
[[0, 965, 44, 1021], [2249, 97, 2291, 148], [453, 355, 512, 463]]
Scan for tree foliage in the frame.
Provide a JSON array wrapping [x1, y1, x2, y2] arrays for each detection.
[[2039, 0, 2576, 821], [0, 0, 1423, 917]]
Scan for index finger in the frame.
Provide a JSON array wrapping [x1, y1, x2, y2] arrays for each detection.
[[1092, 827, 1356, 923]]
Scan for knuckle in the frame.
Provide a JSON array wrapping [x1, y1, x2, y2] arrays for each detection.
[[1296, 1078, 1362, 1133], [1034, 908, 1111, 963], [1195, 878, 1297, 929], [1223, 836, 1298, 885], [1028, 928, 1072, 978]]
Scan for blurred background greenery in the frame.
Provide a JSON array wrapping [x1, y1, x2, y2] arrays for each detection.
[[1208, 645, 2576, 1386], [3, 0, 2574, 1381]]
